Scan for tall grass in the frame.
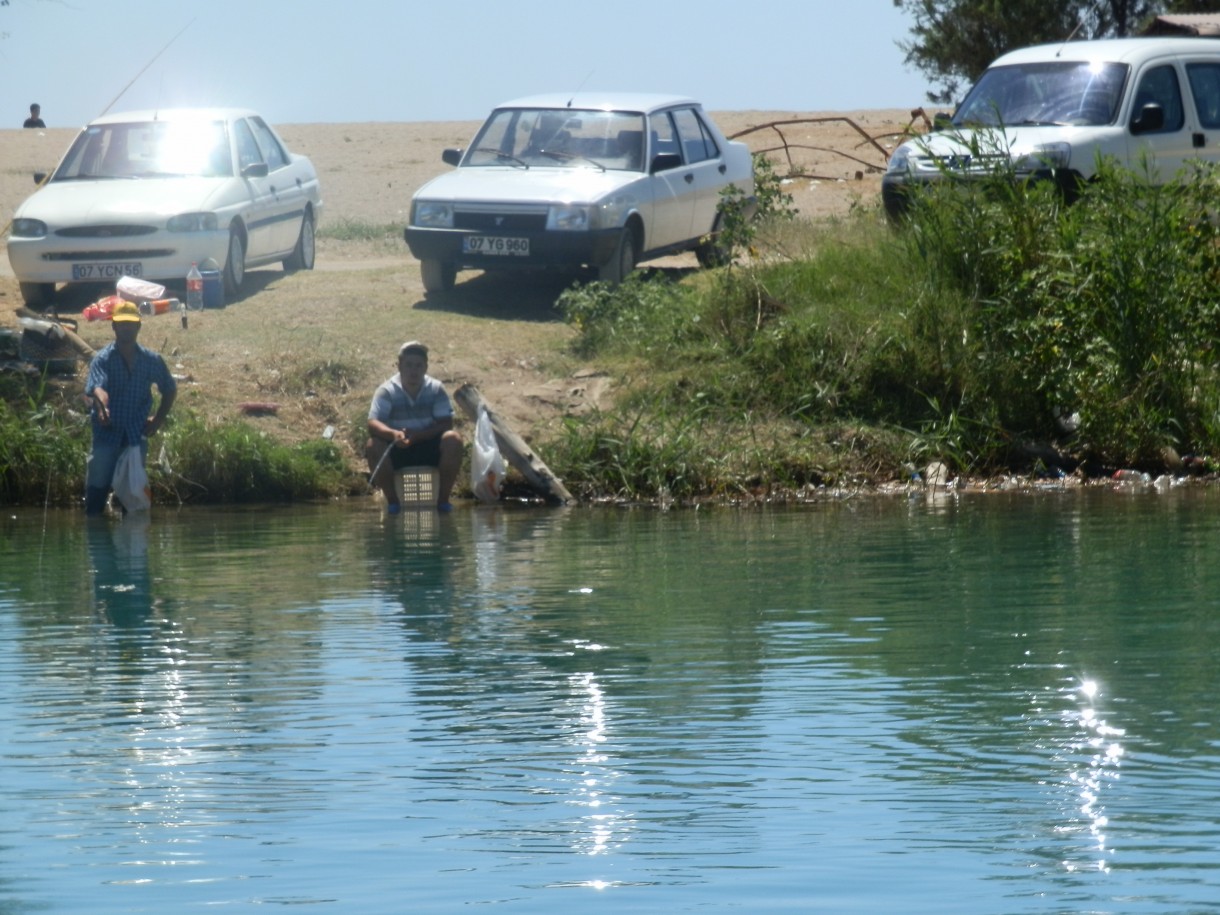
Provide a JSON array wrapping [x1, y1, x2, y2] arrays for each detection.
[[552, 159, 1220, 499], [155, 412, 352, 504], [0, 376, 88, 505], [0, 393, 356, 507]]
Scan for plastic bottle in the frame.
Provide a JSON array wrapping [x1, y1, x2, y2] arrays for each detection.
[[186, 262, 204, 312], [137, 298, 183, 316]]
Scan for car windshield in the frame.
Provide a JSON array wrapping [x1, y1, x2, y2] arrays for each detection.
[[954, 61, 1129, 127], [53, 119, 232, 180], [464, 108, 646, 171]]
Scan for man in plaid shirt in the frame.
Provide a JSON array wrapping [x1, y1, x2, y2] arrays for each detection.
[[83, 300, 177, 515]]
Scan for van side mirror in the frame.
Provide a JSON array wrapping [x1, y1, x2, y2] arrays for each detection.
[[442, 148, 463, 167], [1131, 103, 1164, 135], [932, 112, 954, 132], [33, 172, 47, 185]]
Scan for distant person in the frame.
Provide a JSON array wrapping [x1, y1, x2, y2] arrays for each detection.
[[366, 340, 463, 513], [23, 103, 45, 128], [83, 301, 177, 516]]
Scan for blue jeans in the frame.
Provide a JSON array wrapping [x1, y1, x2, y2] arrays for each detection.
[[85, 439, 147, 515]]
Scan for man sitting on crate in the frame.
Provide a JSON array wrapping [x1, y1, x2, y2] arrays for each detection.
[[366, 340, 463, 513]]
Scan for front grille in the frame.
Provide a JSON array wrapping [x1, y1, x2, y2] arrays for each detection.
[[455, 212, 548, 232], [55, 224, 159, 238], [44, 249, 176, 261]]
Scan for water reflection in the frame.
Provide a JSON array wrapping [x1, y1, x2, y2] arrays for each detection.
[[563, 669, 631, 860], [3, 496, 1220, 913], [1056, 677, 1125, 874], [87, 515, 155, 626]]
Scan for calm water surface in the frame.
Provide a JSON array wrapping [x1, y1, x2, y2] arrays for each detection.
[[2, 490, 1219, 913]]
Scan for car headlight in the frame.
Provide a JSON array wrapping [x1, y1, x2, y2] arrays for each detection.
[[547, 204, 593, 231], [1014, 143, 1070, 172], [167, 212, 219, 232], [413, 201, 454, 228], [10, 218, 47, 238], [886, 147, 910, 174]]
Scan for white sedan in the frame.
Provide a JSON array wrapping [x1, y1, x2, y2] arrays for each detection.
[[404, 93, 755, 292], [6, 107, 323, 306]]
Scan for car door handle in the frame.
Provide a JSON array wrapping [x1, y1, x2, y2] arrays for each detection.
[[1194, 132, 1206, 148], [684, 173, 694, 184]]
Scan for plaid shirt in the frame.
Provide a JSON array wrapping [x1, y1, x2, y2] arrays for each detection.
[[85, 342, 177, 447]]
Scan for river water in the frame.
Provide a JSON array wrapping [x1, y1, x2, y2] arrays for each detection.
[[2, 488, 1219, 914]]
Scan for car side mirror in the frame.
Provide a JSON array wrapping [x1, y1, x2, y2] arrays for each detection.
[[932, 112, 953, 133], [650, 152, 683, 174], [1131, 102, 1164, 135], [242, 162, 270, 178], [442, 148, 463, 167], [33, 172, 46, 185]]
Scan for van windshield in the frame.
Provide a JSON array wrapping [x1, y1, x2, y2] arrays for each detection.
[[954, 61, 1129, 127]]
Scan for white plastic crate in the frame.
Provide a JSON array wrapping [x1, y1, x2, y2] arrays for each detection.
[[395, 466, 439, 507]]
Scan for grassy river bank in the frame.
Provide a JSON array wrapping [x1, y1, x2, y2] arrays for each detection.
[[5, 157, 1220, 508]]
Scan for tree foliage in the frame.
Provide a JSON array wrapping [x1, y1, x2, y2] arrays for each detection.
[[894, 0, 1217, 105]]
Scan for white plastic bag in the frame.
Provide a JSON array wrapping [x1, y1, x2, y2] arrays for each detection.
[[112, 445, 152, 512], [470, 406, 506, 503], [116, 275, 167, 303]]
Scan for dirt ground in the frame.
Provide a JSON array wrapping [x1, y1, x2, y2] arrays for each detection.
[[0, 109, 925, 472]]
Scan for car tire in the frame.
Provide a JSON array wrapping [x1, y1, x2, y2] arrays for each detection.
[[283, 210, 315, 272], [598, 228, 636, 285], [19, 282, 55, 307], [223, 227, 246, 298], [695, 214, 731, 268], [420, 259, 456, 293]]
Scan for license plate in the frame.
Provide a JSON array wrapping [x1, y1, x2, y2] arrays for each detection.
[[462, 235, 529, 256], [72, 262, 143, 281]]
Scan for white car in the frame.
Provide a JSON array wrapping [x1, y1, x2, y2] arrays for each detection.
[[404, 92, 755, 292], [6, 107, 323, 306]]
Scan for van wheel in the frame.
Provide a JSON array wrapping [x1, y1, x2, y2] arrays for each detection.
[[420, 259, 456, 293], [598, 228, 636, 285]]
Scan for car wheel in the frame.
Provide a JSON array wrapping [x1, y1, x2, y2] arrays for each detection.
[[283, 210, 315, 272], [420, 259, 456, 293], [223, 227, 246, 298], [695, 214, 731, 268], [19, 282, 55, 307], [598, 228, 636, 285]]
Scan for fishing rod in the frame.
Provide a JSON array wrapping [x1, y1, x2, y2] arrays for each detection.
[[98, 18, 195, 117], [368, 443, 394, 487], [1, 19, 195, 242]]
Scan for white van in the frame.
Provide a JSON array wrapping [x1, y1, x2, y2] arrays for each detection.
[[882, 37, 1220, 217]]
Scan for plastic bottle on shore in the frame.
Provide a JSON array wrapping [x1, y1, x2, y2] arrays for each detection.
[[137, 298, 183, 316], [186, 263, 204, 312]]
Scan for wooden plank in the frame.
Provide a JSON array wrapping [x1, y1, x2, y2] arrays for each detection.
[[454, 383, 574, 506], [17, 306, 95, 359]]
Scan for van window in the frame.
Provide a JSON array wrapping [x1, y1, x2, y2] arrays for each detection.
[[1130, 65, 1184, 132], [1186, 63, 1220, 128]]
